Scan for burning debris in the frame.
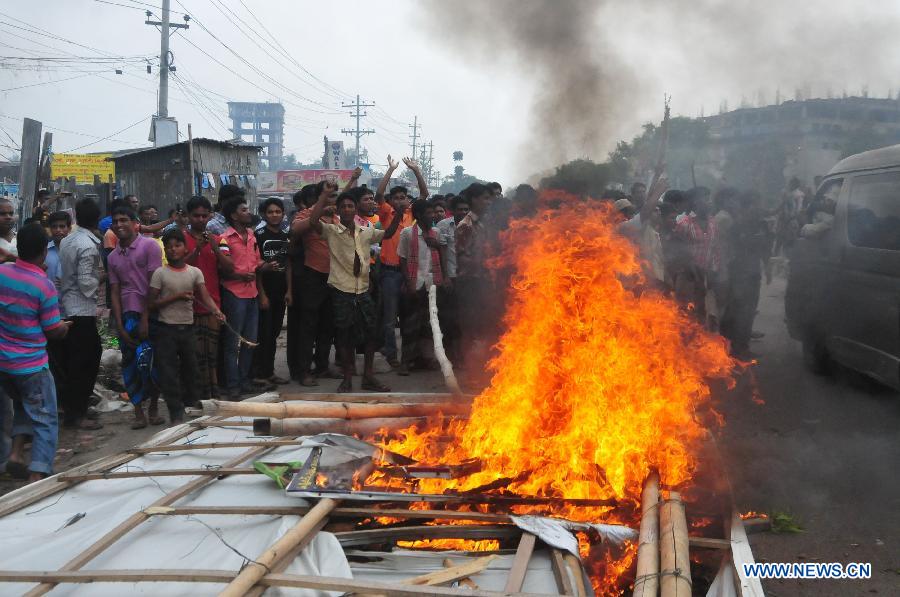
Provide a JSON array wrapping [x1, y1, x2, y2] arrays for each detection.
[[198, 192, 742, 594]]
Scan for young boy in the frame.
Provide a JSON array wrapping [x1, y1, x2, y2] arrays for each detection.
[[149, 229, 224, 424], [184, 196, 233, 400], [307, 182, 405, 392], [253, 197, 290, 385], [45, 211, 71, 290]]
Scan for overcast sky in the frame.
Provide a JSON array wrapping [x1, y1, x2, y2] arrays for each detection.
[[3, 1, 900, 186]]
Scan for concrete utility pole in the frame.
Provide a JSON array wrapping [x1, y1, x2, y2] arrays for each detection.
[[341, 94, 375, 167], [145, 0, 189, 119], [408, 116, 420, 160]]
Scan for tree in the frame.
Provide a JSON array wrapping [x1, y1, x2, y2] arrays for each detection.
[[539, 159, 613, 197], [281, 153, 299, 169], [438, 164, 485, 195]]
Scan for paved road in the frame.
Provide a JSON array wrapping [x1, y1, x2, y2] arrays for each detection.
[[719, 275, 900, 596]]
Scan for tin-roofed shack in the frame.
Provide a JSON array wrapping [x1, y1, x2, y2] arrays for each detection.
[[110, 138, 261, 217]]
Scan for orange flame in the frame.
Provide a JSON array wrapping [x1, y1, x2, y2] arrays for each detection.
[[369, 193, 735, 585]]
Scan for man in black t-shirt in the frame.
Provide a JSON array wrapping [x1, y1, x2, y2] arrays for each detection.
[[252, 198, 290, 384]]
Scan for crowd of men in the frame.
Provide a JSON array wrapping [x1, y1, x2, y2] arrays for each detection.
[[0, 150, 822, 483], [0, 157, 509, 482]]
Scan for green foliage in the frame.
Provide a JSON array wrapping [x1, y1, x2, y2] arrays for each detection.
[[769, 511, 804, 534], [438, 164, 486, 195], [97, 318, 119, 350], [539, 159, 613, 197]]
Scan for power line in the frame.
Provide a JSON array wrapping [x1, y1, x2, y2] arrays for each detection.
[[0, 12, 124, 58], [235, 0, 352, 101], [171, 0, 342, 115], [62, 116, 150, 152], [205, 0, 343, 104], [0, 72, 100, 92]]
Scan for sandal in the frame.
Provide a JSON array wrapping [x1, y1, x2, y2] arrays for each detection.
[[336, 379, 353, 393], [361, 376, 391, 392], [78, 419, 103, 431], [148, 414, 166, 426], [131, 416, 148, 430]]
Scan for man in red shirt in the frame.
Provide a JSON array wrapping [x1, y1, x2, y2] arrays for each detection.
[[184, 195, 234, 400], [290, 183, 342, 386], [219, 197, 276, 399]]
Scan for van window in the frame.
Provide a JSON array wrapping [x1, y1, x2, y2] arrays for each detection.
[[848, 172, 900, 251]]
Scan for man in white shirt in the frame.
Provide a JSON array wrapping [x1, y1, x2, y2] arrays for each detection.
[[396, 200, 445, 376]]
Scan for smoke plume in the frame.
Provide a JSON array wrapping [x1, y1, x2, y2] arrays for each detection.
[[416, 0, 900, 178]]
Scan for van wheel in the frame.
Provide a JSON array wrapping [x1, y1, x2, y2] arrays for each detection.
[[802, 336, 830, 375]]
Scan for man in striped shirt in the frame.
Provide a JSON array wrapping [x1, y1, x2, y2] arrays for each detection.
[[0, 223, 71, 483]]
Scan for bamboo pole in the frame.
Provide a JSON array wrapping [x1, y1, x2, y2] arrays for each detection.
[[244, 517, 328, 597], [633, 473, 660, 597], [197, 399, 468, 420], [564, 554, 587, 597], [279, 392, 465, 403], [255, 416, 427, 437], [145, 505, 512, 523], [659, 491, 691, 597], [24, 445, 272, 597], [219, 497, 339, 597], [427, 284, 462, 395]]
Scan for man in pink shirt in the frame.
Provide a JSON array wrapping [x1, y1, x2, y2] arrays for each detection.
[[219, 196, 276, 399]]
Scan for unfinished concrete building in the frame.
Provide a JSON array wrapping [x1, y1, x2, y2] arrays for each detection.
[[228, 101, 285, 171]]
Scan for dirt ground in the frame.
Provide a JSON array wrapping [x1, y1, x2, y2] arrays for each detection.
[[718, 275, 900, 595]]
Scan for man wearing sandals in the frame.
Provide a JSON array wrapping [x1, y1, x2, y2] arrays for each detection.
[[108, 206, 165, 429], [0, 223, 72, 483], [307, 182, 405, 392]]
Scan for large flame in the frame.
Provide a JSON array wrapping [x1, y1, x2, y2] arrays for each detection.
[[369, 192, 735, 592], [376, 192, 733, 506]]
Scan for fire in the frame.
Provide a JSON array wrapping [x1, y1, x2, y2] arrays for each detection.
[[396, 539, 501, 551], [740, 511, 769, 520], [367, 192, 735, 588]]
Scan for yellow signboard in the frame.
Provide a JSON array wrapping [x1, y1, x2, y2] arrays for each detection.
[[51, 153, 115, 184]]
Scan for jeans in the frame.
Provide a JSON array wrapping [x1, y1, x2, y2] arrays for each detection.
[[221, 289, 259, 391], [155, 322, 200, 417], [379, 267, 404, 361], [0, 369, 58, 475], [296, 267, 333, 376], [57, 317, 101, 425], [253, 286, 286, 379]]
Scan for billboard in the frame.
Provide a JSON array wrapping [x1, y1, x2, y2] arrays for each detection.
[[324, 140, 346, 169], [258, 168, 372, 193], [51, 153, 115, 184]]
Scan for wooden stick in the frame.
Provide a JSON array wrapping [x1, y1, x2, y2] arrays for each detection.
[[504, 532, 536, 592], [256, 416, 427, 437], [244, 517, 329, 597], [0, 569, 551, 596], [279, 392, 467, 403], [219, 497, 339, 597], [687, 537, 730, 550], [443, 557, 479, 589], [549, 549, 574, 595], [60, 467, 257, 482], [728, 510, 765, 597], [633, 472, 660, 597], [129, 439, 303, 454], [144, 505, 512, 523], [406, 555, 496, 586], [197, 399, 469, 420], [564, 554, 586, 597], [336, 524, 521, 547], [427, 284, 462, 395], [659, 492, 691, 597], [23, 445, 273, 597]]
